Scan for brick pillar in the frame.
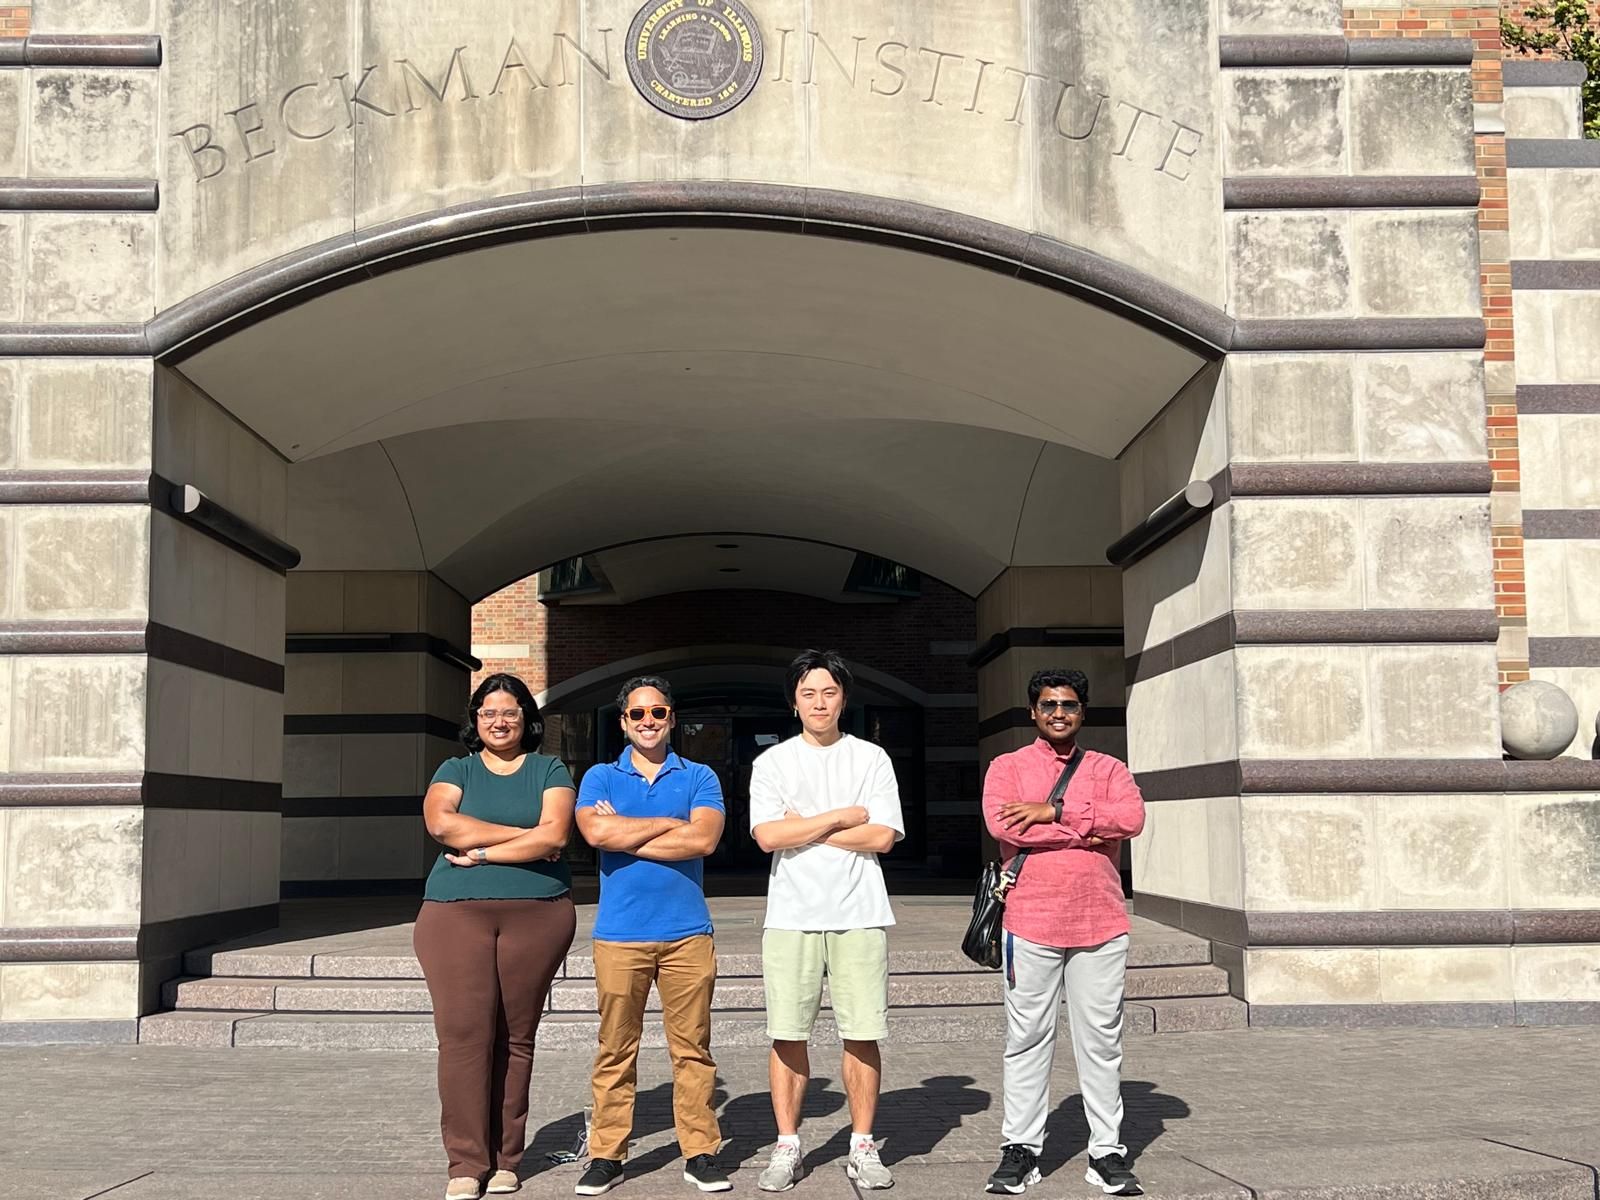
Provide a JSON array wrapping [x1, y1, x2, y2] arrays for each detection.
[[282, 571, 473, 896]]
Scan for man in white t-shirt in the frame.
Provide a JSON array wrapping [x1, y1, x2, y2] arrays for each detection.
[[748, 649, 905, 1192]]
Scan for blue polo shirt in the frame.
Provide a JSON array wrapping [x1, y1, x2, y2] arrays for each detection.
[[577, 749, 724, 942]]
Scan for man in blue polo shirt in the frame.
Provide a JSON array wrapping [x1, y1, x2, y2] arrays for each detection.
[[573, 675, 730, 1196]]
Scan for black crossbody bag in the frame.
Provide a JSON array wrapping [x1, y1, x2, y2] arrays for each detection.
[[960, 747, 1085, 969]]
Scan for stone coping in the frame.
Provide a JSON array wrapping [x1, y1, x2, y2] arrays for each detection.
[[1503, 59, 1589, 88], [0, 179, 159, 211], [1219, 34, 1475, 67], [0, 34, 161, 68]]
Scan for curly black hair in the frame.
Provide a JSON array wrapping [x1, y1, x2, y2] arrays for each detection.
[[460, 672, 544, 752], [615, 674, 675, 711], [1027, 667, 1090, 709]]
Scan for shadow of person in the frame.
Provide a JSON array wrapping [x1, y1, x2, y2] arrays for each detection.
[[520, 1076, 730, 1182], [1040, 1079, 1190, 1173], [871, 1075, 994, 1166], [713, 1073, 849, 1174]]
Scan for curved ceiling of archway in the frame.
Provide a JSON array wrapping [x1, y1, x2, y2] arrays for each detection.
[[176, 226, 1206, 599]]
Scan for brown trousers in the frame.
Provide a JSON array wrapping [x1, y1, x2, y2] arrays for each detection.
[[589, 934, 720, 1161], [414, 897, 576, 1179]]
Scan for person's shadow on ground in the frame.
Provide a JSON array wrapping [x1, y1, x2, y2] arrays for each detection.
[[715, 1073, 849, 1176], [1039, 1080, 1190, 1175], [521, 1076, 732, 1183]]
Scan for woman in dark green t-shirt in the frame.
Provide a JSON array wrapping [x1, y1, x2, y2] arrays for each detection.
[[414, 672, 578, 1200]]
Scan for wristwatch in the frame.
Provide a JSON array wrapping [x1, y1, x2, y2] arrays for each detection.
[[470, 847, 488, 863]]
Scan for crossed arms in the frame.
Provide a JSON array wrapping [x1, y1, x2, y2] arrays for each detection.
[[981, 755, 1145, 851], [575, 801, 726, 862], [423, 781, 576, 864], [750, 805, 897, 855]]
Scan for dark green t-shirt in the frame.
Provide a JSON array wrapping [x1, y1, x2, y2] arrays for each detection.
[[422, 752, 575, 901]]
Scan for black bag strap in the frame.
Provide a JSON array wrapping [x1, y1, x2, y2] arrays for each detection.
[[1003, 746, 1085, 885]]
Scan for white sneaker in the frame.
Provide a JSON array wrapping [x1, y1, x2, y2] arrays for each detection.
[[758, 1142, 804, 1192], [847, 1140, 893, 1189]]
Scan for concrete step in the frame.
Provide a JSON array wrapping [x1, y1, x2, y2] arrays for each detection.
[[187, 935, 1215, 980], [165, 963, 1231, 1015], [140, 995, 1250, 1049]]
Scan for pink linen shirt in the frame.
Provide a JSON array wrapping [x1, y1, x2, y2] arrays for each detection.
[[981, 738, 1146, 950]]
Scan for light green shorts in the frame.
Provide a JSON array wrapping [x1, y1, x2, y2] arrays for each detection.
[[762, 927, 890, 1042]]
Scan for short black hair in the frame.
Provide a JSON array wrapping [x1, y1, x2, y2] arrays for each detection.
[[786, 649, 853, 704], [461, 672, 543, 752], [616, 674, 674, 711], [1027, 668, 1090, 709]]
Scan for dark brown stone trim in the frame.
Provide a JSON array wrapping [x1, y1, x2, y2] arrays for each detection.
[[1248, 909, 1514, 946], [157, 481, 301, 573], [0, 469, 154, 504], [1234, 609, 1502, 645], [1529, 637, 1600, 667], [1503, 60, 1588, 87], [1125, 614, 1234, 686], [1226, 462, 1492, 497], [1106, 479, 1217, 569], [10, 34, 162, 67], [1230, 318, 1485, 352], [143, 183, 1236, 363], [1523, 509, 1600, 539], [1512, 260, 1600, 290], [142, 774, 281, 813], [0, 772, 143, 807], [1131, 893, 1248, 946], [1508, 138, 1600, 168], [0, 1020, 139, 1044], [1136, 757, 1600, 799], [282, 795, 423, 818], [146, 622, 285, 692], [0, 772, 280, 811], [1514, 1001, 1600, 1026], [1250, 1003, 1515, 1028], [967, 626, 1125, 670], [0, 178, 159, 211], [0, 620, 147, 654], [977, 706, 1128, 740], [1219, 34, 1474, 67], [286, 632, 481, 673], [1517, 385, 1600, 414], [283, 713, 461, 741], [1514, 910, 1600, 943], [0, 324, 149, 356], [0, 926, 139, 962], [1223, 176, 1479, 210]]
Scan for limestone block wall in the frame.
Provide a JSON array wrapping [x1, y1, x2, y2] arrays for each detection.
[[1505, 62, 1600, 758], [282, 570, 472, 895]]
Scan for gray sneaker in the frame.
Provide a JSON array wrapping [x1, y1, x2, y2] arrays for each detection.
[[847, 1141, 893, 1190], [758, 1142, 804, 1192]]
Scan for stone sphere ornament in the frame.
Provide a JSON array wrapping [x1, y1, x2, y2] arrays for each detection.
[[1500, 680, 1579, 760]]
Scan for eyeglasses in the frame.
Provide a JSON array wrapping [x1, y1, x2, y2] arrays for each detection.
[[1035, 700, 1084, 715], [626, 705, 672, 722], [477, 708, 523, 722]]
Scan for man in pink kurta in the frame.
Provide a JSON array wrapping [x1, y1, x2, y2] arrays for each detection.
[[980, 668, 1145, 1198]]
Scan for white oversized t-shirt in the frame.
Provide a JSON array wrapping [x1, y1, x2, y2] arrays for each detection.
[[748, 733, 906, 931]]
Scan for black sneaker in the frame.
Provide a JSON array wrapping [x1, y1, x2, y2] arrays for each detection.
[[986, 1144, 1040, 1194], [574, 1158, 624, 1196], [683, 1154, 732, 1192], [1085, 1152, 1141, 1196]]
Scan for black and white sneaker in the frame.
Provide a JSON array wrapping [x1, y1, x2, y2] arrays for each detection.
[[574, 1158, 624, 1195], [683, 1154, 732, 1192], [986, 1144, 1041, 1194], [1085, 1152, 1141, 1196]]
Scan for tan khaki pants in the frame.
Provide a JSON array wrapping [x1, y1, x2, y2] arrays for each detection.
[[589, 934, 720, 1161]]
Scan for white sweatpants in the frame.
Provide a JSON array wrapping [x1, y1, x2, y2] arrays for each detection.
[[1000, 930, 1129, 1158]]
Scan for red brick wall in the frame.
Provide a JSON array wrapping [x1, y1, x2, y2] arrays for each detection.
[[0, 6, 29, 38]]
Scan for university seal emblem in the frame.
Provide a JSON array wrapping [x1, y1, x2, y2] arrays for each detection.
[[626, 0, 764, 120]]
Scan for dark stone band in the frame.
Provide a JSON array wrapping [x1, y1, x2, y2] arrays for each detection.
[[1502, 60, 1589, 87], [1127, 610, 1500, 686], [0, 178, 159, 211], [282, 712, 461, 741], [1137, 757, 1600, 801], [1230, 318, 1486, 352], [0, 34, 162, 68], [0, 905, 275, 965], [1511, 260, 1600, 290], [1529, 637, 1600, 667], [967, 626, 1125, 670], [1517, 385, 1600, 414], [0, 324, 150, 356], [1523, 509, 1600, 539], [0, 772, 280, 811], [1219, 35, 1474, 67], [0, 470, 154, 503], [1508, 138, 1600, 168], [1223, 176, 1479, 210], [286, 632, 480, 673], [282, 795, 424, 818], [0, 621, 284, 692], [1223, 461, 1492, 497]]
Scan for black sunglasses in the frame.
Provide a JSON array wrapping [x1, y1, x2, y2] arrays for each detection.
[[1035, 699, 1083, 715], [626, 705, 672, 722]]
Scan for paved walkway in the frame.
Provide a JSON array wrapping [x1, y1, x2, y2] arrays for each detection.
[[6, 1025, 1599, 1199]]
